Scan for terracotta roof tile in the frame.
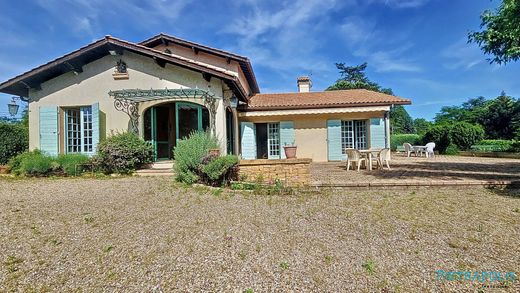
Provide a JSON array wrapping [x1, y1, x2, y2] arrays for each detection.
[[244, 89, 411, 110]]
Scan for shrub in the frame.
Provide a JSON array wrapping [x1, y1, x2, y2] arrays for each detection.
[[511, 140, 520, 153], [94, 132, 154, 174], [201, 155, 239, 184], [57, 154, 90, 175], [471, 139, 514, 152], [390, 134, 421, 151], [174, 131, 219, 184], [0, 122, 28, 165], [444, 144, 460, 155], [8, 150, 57, 176], [449, 122, 485, 150], [422, 124, 451, 154]]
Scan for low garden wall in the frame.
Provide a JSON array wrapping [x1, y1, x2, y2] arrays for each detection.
[[238, 158, 312, 186]]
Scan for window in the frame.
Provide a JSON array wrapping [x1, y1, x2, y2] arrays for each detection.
[[341, 120, 368, 154], [268, 123, 280, 158], [65, 106, 93, 154]]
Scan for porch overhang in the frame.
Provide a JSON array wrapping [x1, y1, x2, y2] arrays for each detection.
[[108, 88, 218, 134], [237, 105, 390, 117]]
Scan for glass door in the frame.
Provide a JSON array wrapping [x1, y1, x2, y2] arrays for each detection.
[[176, 103, 201, 143]]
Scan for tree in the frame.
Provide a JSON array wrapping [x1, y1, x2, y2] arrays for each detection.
[[390, 105, 415, 134], [326, 62, 393, 94], [413, 118, 432, 136], [479, 92, 518, 139], [468, 0, 520, 64]]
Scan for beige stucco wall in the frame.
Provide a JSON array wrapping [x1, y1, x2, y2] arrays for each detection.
[[153, 43, 252, 96], [240, 111, 385, 162], [28, 50, 229, 152]]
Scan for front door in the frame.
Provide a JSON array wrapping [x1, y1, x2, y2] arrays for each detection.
[[175, 102, 210, 143]]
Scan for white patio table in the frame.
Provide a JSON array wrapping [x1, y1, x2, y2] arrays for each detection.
[[358, 149, 382, 171], [413, 145, 427, 157]]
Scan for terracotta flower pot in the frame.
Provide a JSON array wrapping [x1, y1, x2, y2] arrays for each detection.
[[283, 146, 297, 159], [0, 165, 10, 174]]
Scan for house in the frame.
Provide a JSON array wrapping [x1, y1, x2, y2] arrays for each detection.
[[0, 34, 410, 162]]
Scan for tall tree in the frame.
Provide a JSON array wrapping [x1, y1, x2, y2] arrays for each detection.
[[413, 118, 432, 136], [390, 105, 415, 134], [326, 62, 393, 94], [479, 92, 519, 139], [468, 0, 520, 64]]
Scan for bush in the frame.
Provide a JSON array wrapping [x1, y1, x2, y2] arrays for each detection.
[[422, 124, 451, 154], [174, 131, 219, 184], [444, 144, 460, 155], [390, 134, 421, 151], [471, 139, 514, 152], [57, 154, 90, 175], [511, 140, 520, 153], [201, 155, 239, 184], [8, 151, 90, 176], [449, 122, 485, 151], [94, 132, 154, 174], [0, 122, 28, 165]]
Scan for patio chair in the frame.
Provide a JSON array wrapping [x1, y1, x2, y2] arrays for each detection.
[[346, 148, 366, 171], [403, 143, 414, 157], [425, 142, 436, 158], [377, 148, 391, 170]]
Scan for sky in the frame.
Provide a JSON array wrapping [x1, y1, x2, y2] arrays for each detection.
[[1, 0, 519, 120]]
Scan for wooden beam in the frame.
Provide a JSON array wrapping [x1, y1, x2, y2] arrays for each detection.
[[226, 57, 231, 64], [192, 47, 199, 55], [153, 57, 166, 68], [202, 72, 211, 82], [64, 62, 83, 74], [20, 80, 41, 91]]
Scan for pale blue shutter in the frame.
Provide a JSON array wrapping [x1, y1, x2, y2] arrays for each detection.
[[39, 106, 59, 156], [279, 121, 294, 159], [370, 118, 385, 149], [91, 103, 100, 153], [327, 120, 343, 161], [240, 122, 256, 160]]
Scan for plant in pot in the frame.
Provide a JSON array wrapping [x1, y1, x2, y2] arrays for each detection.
[[283, 141, 297, 159]]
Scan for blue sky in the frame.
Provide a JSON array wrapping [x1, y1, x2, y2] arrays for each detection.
[[1, 0, 519, 120]]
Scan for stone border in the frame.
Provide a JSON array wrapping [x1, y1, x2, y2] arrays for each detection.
[[239, 158, 313, 166], [238, 158, 312, 186], [313, 180, 520, 189]]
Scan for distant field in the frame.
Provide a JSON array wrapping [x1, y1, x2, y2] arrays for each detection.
[[1, 177, 519, 292]]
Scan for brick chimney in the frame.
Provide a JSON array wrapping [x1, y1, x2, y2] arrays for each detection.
[[297, 76, 312, 93]]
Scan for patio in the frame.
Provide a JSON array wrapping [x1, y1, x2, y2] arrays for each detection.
[[311, 154, 520, 187]]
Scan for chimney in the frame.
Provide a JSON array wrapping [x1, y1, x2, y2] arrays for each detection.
[[297, 76, 312, 93]]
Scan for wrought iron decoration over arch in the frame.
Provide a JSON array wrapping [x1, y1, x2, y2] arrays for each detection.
[[108, 88, 218, 134]]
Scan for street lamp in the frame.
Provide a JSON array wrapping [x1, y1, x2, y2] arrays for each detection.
[[8, 97, 20, 117]]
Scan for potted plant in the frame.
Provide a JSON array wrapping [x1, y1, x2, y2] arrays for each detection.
[[283, 141, 297, 159]]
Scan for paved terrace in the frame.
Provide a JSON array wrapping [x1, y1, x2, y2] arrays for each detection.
[[310, 154, 520, 187]]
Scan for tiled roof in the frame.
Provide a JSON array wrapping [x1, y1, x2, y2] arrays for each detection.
[[244, 89, 411, 110]]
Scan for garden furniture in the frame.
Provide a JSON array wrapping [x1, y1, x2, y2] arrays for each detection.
[[376, 148, 391, 170], [346, 148, 366, 171], [425, 142, 436, 158], [403, 143, 414, 157], [358, 149, 382, 171]]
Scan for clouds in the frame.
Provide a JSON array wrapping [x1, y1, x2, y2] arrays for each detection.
[[441, 38, 484, 70]]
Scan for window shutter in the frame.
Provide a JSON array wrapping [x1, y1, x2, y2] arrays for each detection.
[[91, 103, 100, 153], [240, 122, 256, 160], [39, 106, 59, 156], [370, 118, 385, 149], [279, 121, 294, 159], [327, 120, 342, 161]]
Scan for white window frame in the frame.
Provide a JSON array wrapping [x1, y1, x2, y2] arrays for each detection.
[[341, 120, 368, 154], [267, 122, 280, 159], [65, 106, 93, 154]]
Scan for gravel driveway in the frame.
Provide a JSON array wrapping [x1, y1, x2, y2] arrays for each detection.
[[1, 177, 519, 292]]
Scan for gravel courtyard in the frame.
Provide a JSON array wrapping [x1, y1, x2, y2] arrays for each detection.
[[1, 177, 519, 292]]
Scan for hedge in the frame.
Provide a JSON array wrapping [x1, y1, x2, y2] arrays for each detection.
[[0, 122, 28, 165], [390, 134, 421, 151]]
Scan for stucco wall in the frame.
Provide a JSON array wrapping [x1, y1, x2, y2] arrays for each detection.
[[153, 43, 252, 96], [240, 111, 385, 162], [28, 50, 228, 151]]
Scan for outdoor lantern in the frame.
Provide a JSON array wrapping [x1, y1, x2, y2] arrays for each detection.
[[230, 95, 238, 108], [8, 97, 19, 116]]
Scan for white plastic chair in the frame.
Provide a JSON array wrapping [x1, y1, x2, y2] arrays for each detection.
[[377, 148, 391, 170], [425, 142, 435, 158], [346, 148, 366, 171], [403, 143, 414, 157]]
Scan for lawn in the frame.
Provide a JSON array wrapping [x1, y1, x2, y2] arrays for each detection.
[[1, 177, 519, 292]]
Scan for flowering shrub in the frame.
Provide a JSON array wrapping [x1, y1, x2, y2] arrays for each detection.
[[93, 132, 154, 174]]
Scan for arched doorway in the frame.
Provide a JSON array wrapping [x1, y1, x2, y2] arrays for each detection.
[[144, 102, 209, 160]]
